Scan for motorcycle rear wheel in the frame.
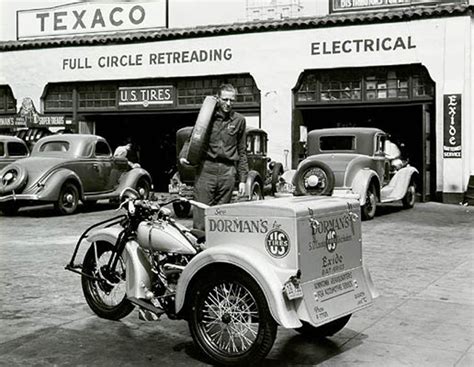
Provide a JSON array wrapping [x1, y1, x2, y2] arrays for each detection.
[[81, 241, 134, 320]]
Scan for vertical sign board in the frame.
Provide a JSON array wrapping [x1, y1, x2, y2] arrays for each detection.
[[443, 94, 462, 158]]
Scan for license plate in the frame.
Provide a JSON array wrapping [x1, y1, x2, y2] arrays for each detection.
[[283, 281, 303, 300]]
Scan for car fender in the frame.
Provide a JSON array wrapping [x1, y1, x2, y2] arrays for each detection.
[[117, 168, 152, 192], [36, 169, 84, 201], [385, 166, 419, 200], [351, 169, 380, 206], [245, 169, 264, 199], [175, 244, 302, 328]]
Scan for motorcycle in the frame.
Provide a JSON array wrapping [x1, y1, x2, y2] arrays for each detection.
[[66, 187, 377, 365], [66, 188, 276, 365]]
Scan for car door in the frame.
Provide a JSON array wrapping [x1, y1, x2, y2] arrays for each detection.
[[373, 133, 390, 185], [93, 141, 114, 192]]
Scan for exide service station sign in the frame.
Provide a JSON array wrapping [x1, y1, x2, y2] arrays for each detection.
[[16, 1, 168, 40]]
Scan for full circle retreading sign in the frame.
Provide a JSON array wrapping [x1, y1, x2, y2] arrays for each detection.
[[265, 229, 290, 258]]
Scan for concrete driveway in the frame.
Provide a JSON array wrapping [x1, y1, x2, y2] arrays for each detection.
[[0, 201, 472, 366]]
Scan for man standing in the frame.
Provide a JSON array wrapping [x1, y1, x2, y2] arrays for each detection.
[[181, 83, 249, 230]]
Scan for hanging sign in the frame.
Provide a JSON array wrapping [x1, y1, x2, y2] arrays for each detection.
[[118, 86, 174, 108], [17, 1, 168, 40], [443, 94, 462, 158], [331, 0, 464, 13]]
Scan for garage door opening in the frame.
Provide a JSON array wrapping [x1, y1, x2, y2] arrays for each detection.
[[297, 103, 435, 201], [92, 112, 198, 192]]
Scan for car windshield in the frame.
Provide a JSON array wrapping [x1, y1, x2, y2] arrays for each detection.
[[320, 136, 355, 151], [38, 141, 70, 153]]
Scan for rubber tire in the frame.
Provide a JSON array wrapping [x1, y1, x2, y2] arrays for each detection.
[[135, 178, 150, 199], [361, 184, 377, 221], [173, 201, 191, 218], [188, 270, 277, 366], [250, 181, 264, 201], [0, 164, 28, 194], [293, 159, 335, 196], [54, 182, 79, 215], [402, 182, 416, 209], [187, 96, 217, 166], [270, 162, 284, 196], [81, 241, 134, 321], [295, 314, 352, 338]]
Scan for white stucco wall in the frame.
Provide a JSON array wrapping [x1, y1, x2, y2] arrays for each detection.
[[0, 15, 471, 195]]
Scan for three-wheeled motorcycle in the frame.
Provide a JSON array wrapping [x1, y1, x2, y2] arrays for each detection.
[[66, 188, 377, 365]]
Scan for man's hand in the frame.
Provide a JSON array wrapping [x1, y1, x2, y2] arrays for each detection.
[[238, 182, 246, 196], [179, 157, 190, 165]]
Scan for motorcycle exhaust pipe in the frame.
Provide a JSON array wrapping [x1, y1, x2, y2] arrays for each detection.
[[163, 263, 185, 273]]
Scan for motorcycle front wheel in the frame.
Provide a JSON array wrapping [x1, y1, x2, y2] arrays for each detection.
[[81, 241, 134, 320], [188, 269, 277, 366]]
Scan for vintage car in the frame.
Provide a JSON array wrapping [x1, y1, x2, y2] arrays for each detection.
[[168, 126, 284, 217], [0, 135, 30, 170], [0, 134, 152, 216], [277, 127, 418, 220]]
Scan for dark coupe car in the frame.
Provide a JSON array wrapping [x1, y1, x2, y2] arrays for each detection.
[[0, 134, 152, 215]]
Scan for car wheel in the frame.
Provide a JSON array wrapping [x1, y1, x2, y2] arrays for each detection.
[[0, 165, 28, 195], [361, 184, 377, 220], [402, 181, 416, 209], [55, 182, 79, 215], [173, 201, 191, 218], [250, 181, 263, 201], [135, 178, 150, 199], [188, 270, 277, 365], [187, 96, 217, 166], [293, 160, 335, 196], [295, 315, 352, 338], [270, 162, 284, 196]]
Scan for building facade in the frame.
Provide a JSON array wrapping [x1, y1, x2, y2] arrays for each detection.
[[0, 1, 472, 201]]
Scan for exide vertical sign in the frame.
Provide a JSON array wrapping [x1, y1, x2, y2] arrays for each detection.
[[443, 94, 462, 158]]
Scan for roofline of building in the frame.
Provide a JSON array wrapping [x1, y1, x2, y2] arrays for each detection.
[[0, 3, 471, 52]]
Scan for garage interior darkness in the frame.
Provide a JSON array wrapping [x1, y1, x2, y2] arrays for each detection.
[[92, 112, 198, 191], [298, 103, 435, 201]]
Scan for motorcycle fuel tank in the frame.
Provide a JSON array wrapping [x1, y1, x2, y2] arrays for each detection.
[[137, 220, 196, 255]]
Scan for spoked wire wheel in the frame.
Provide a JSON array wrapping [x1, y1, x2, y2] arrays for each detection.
[[189, 271, 277, 365], [81, 241, 134, 320]]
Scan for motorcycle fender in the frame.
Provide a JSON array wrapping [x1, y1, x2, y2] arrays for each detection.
[[384, 166, 419, 201], [351, 169, 379, 206], [87, 228, 152, 299], [175, 244, 302, 328]]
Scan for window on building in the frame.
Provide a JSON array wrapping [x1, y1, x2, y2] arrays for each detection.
[[44, 85, 73, 111], [296, 66, 433, 105], [78, 84, 116, 110], [0, 86, 17, 114]]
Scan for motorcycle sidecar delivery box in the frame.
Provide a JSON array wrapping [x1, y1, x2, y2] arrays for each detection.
[[176, 195, 378, 336]]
